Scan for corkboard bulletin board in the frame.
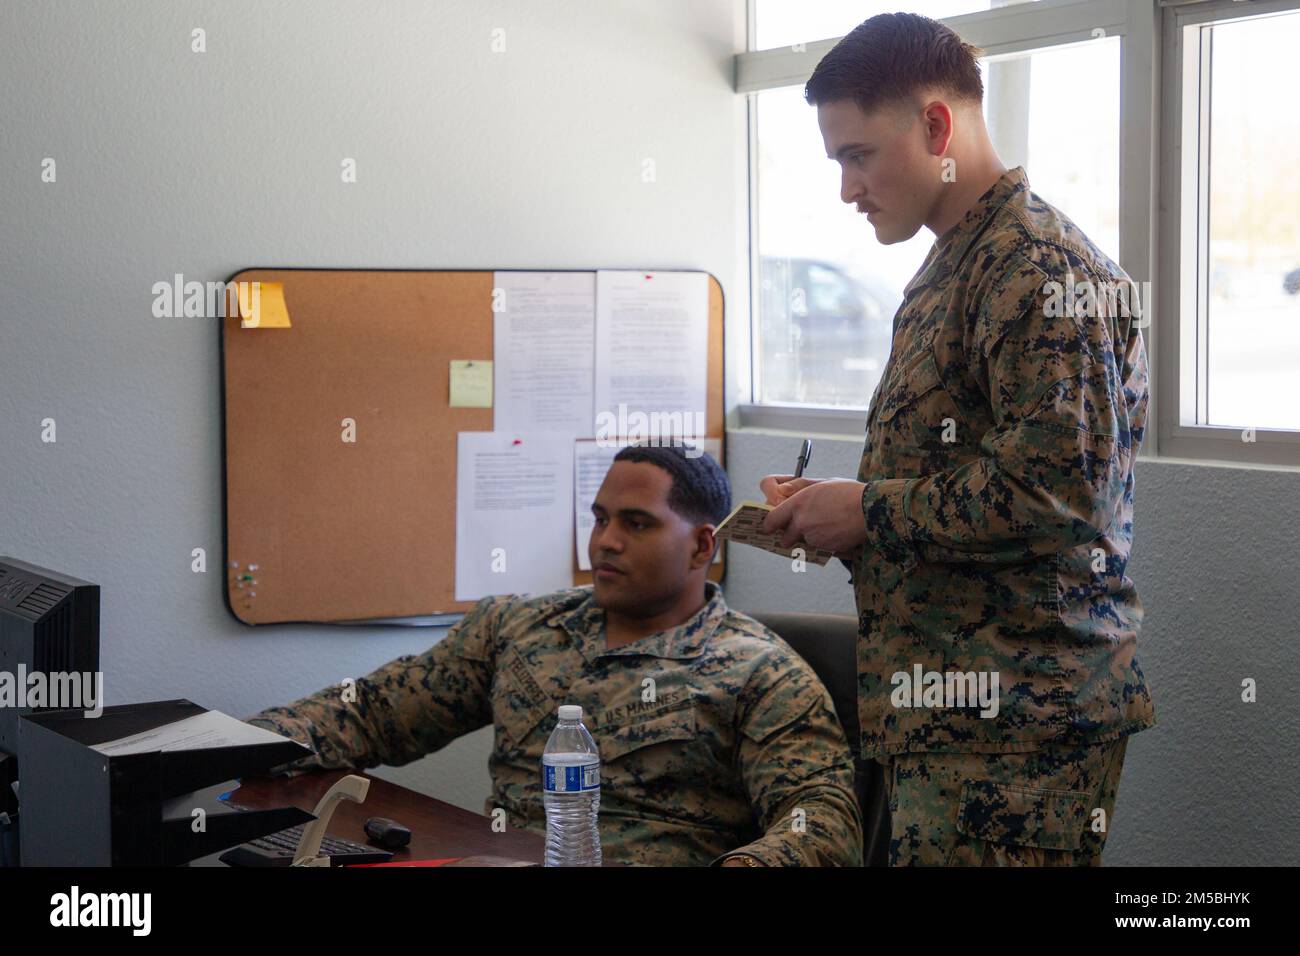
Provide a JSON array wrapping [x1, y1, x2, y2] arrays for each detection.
[[220, 268, 725, 625]]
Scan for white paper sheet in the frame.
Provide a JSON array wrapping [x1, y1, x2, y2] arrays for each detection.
[[593, 271, 709, 442], [492, 271, 596, 435], [91, 710, 292, 756], [574, 437, 723, 570], [455, 431, 576, 601]]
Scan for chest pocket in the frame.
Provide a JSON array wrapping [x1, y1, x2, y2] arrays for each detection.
[[594, 698, 699, 771], [493, 645, 558, 750], [870, 348, 960, 471], [876, 348, 944, 422]]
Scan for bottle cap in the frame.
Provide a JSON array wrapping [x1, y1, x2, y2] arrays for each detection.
[[558, 705, 583, 721]]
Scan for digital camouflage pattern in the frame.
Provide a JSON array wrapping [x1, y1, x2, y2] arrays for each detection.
[[848, 166, 1156, 756], [246, 581, 863, 867], [880, 736, 1129, 865]]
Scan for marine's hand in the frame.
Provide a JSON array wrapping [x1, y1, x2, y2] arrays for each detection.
[[759, 478, 869, 555], [758, 474, 824, 506]]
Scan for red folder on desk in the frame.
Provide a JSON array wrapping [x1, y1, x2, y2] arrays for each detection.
[[354, 858, 461, 867]]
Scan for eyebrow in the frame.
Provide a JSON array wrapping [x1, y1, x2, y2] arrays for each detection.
[[828, 142, 869, 160], [591, 504, 658, 522]]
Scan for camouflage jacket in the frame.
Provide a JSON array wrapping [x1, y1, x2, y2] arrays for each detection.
[[246, 581, 863, 866], [849, 166, 1156, 756]]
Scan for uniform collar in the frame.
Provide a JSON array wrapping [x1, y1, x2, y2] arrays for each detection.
[[547, 580, 729, 664], [906, 166, 1029, 296]]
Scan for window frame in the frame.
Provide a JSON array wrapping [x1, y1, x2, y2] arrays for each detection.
[[1156, 0, 1300, 466], [735, 0, 1300, 469]]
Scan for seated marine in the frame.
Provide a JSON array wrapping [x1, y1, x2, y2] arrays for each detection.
[[246, 444, 862, 866]]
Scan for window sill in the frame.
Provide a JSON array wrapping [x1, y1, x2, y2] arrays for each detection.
[[733, 404, 1300, 471], [734, 403, 867, 438]]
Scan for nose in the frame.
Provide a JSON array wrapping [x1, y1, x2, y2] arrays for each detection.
[[591, 522, 625, 557], [841, 167, 863, 206]]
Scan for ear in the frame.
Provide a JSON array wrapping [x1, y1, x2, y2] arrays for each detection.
[[920, 99, 955, 157], [690, 524, 717, 571]]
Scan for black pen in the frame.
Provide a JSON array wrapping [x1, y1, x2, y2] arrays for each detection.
[[794, 439, 812, 479]]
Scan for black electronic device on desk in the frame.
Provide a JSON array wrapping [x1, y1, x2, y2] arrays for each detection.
[[0, 557, 101, 760], [19, 699, 315, 865], [364, 816, 412, 850], [1, 556, 102, 866], [219, 822, 392, 867]]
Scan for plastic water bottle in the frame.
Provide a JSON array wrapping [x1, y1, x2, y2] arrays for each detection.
[[541, 704, 601, 867]]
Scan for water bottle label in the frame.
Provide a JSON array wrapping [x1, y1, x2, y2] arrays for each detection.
[[543, 762, 600, 793]]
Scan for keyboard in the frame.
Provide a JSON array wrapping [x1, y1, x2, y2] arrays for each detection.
[[219, 822, 394, 867]]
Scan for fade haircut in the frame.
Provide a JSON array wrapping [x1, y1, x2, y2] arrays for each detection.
[[804, 12, 984, 116], [611, 444, 731, 526]]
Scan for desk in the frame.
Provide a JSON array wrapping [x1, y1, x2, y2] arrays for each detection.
[[202, 770, 544, 865]]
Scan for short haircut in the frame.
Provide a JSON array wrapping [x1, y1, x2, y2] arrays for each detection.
[[803, 12, 984, 115], [611, 444, 732, 526]]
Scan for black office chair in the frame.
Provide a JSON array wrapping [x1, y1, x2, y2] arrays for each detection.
[[747, 611, 891, 867]]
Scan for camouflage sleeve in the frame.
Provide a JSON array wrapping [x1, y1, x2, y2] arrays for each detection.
[[861, 255, 1145, 566], [713, 655, 864, 867], [243, 595, 509, 775]]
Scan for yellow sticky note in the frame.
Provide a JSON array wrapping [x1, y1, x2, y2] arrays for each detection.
[[238, 281, 291, 329], [450, 360, 493, 408]]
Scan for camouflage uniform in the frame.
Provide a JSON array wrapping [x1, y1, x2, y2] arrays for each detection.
[[847, 167, 1155, 864], [883, 737, 1130, 866], [246, 581, 863, 867]]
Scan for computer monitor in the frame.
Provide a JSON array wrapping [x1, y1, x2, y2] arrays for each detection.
[[0, 557, 100, 759]]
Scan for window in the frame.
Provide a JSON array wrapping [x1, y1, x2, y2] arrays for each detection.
[[1154, 0, 1300, 465], [1175, 5, 1300, 435]]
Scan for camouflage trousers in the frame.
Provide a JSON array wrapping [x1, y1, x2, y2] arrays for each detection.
[[876, 736, 1130, 866]]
